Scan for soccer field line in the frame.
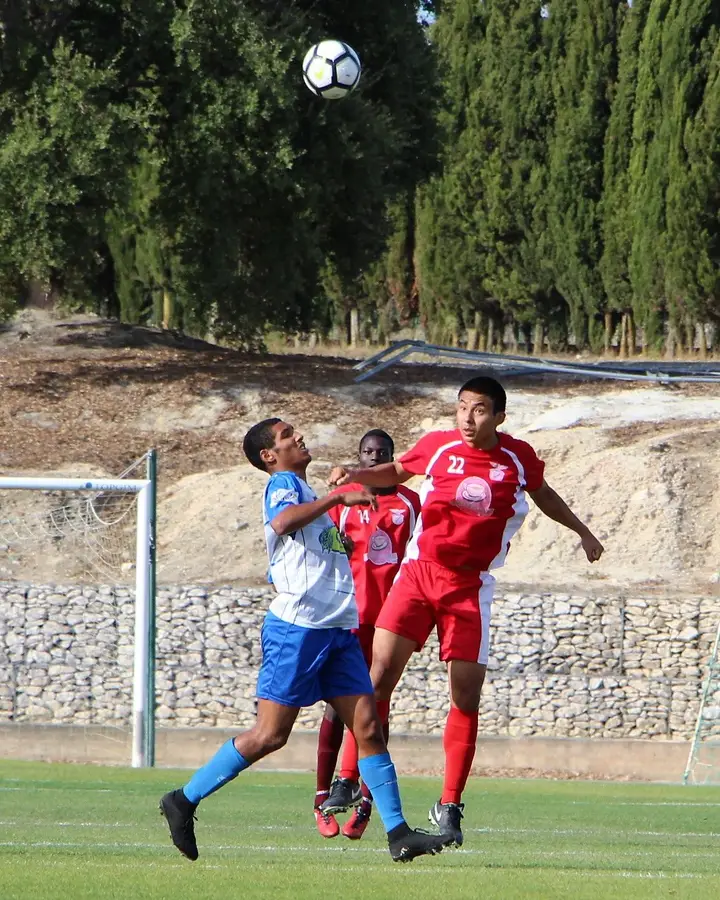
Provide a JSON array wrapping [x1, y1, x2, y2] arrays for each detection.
[[571, 800, 720, 807], [0, 839, 718, 862], [1, 820, 719, 840]]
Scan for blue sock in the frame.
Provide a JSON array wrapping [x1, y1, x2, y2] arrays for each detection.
[[182, 739, 250, 805], [358, 752, 406, 833]]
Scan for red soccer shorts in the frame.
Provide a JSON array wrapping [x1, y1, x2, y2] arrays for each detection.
[[353, 623, 375, 668], [375, 558, 494, 664]]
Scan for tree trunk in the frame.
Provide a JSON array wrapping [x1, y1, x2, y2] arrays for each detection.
[[603, 312, 612, 356], [665, 321, 677, 360], [697, 323, 707, 359], [684, 317, 694, 356], [349, 308, 360, 347], [487, 319, 495, 353], [618, 313, 628, 360], [476, 311, 486, 351], [533, 321, 544, 357], [162, 289, 173, 330], [625, 312, 635, 358]]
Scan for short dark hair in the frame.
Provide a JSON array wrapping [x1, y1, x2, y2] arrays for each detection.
[[243, 417, 281, 471], [359, 429, 394, 455], [458, 376, 506, 413]]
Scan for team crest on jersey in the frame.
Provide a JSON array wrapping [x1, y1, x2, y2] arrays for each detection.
[[390, 508, 405, 526], [269, 487, 299, 507], [454, 476, 493, 516], [364, 528, 398, 566], [489, 463, 508, 482], [319, 525, 347, 555]]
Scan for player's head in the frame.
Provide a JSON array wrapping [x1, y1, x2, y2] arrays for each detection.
[[243, 418, 311, 473], [358, 429, 394, 469], [456, 376, 506, 447]]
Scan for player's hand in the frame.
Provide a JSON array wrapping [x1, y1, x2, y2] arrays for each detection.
[[328, 466, 352, 487], [581, 532, 604, 563], [339, 489, 378, 510], [340, 532, 355, 555]]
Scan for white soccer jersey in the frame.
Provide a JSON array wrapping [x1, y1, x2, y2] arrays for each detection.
[[263, 471, 358, 629]]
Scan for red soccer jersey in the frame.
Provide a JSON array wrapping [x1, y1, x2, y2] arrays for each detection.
[[399, 429, 545, 574], [329, 484, 420, 625]]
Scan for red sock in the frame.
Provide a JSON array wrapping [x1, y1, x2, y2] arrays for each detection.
[[315, 714, 345, 806], [441, 707, 478, 805], [339, 733, 360, 782]]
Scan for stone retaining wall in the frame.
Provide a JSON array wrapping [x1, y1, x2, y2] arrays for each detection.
[[1, 583, 718, 740]]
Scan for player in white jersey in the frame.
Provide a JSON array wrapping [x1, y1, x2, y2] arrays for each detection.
[[159, 417, 452, 864]]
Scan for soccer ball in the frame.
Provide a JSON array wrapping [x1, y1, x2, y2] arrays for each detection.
[[302, 40, 362, 100]]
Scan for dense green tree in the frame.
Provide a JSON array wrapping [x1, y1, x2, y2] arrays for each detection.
[[544, 0, 620, 351], [661, 0, 720, 349], [600, 0, 650, 349]]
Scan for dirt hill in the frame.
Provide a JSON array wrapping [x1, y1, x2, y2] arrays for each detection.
[[2, 310, 719, 595]]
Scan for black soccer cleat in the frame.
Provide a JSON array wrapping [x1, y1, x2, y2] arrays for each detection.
[[428, 800, 464, 847], [319, 777, 362, 814], [387, 822, 453, 863], [160, 789, 199, 861]]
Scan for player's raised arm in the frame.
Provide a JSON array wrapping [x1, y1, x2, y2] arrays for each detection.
[[271, 490, 377, 537], [328, 460, 410, 488], [528, 480, 604, 562]]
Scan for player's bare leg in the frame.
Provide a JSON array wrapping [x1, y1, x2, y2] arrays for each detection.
[[329, 692, 452, 862], [160, 700, 299, 860], [428, 660, 486, 846]]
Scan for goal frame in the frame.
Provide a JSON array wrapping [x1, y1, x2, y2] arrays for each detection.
[[0, 461, 157, 768], [683, 619, 720, 785]]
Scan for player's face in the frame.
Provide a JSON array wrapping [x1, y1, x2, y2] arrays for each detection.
[[456, 391, 506, 447], [267, 421, 311, 469], [358, 436, 393, 469]]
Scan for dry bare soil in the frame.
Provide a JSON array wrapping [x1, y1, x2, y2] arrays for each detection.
[[2, 310, 720, 596]]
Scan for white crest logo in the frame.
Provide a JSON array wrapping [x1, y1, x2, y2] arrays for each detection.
[[489, 463, 508, 482], [390, 509, 405, 526]]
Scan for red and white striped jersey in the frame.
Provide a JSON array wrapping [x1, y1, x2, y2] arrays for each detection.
[[329, 484, 420, 625], [399, 430, 545, 574]]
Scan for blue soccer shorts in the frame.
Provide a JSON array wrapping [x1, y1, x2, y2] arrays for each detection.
[[256, 611, 373, 707]]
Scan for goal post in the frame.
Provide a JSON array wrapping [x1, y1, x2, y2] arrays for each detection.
[[0, 458, 157, 768], [683, 620, 720, 785]]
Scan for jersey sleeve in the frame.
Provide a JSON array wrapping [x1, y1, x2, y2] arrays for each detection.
[[398, 432, 447, 476], [264, 472, 304, 521], [514, 439, 545, 492]]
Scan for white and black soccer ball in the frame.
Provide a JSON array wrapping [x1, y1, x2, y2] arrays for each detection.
[[302, 40, 362, 100]]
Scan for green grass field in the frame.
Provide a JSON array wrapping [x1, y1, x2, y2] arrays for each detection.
[[1, 761, 719, 900]]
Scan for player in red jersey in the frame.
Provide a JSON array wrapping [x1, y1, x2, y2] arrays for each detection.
[[313, 429, 420, 840], [328, 376, 604, 847]]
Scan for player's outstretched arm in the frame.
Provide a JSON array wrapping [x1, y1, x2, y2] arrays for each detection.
[[528, 480, 604, 562], [328, 460, 411, 489], [271, 490, 377, 536]]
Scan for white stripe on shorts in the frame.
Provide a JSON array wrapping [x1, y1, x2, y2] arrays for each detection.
[[477, 572, 495, 665]]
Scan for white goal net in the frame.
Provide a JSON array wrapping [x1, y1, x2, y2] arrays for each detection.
[[0, 453, 157, 767], [684, 621, 720, 785]]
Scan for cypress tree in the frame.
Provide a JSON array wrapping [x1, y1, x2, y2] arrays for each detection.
[[545, 0, 620, 351], [600, 0, 651, 353]]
